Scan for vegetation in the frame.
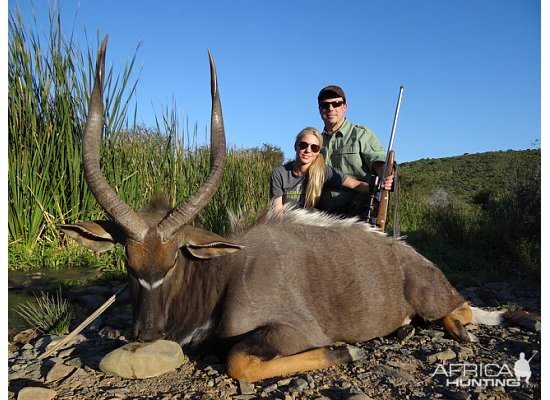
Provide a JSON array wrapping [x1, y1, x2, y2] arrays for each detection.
[[15, 289, 75, 335], [8, 8, 138, 255], [390, 149, 541, 283]]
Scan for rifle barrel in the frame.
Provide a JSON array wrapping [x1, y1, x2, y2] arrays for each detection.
[[382, 86, 404, 180]]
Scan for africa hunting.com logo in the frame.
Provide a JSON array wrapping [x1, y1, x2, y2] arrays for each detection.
[[432, 351, 538, 388]]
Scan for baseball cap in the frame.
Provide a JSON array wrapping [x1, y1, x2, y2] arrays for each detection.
[[318, 85, 346, 103]]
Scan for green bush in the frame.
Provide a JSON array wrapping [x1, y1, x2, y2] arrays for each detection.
[[15, 289, 75, 335]]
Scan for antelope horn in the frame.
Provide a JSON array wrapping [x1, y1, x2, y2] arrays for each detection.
[[83, 35, 149, 241], [158, 51, 226, 238]]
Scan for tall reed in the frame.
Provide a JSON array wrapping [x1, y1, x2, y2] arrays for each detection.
[[8, 7, 138, 253]]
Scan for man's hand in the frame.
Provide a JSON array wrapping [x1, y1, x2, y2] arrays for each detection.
[[382, 174, 394, 191], [373, 162, 394, 191]]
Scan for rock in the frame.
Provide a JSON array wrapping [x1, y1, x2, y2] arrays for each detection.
[[262, 383, 278, 394], [440, 389, 471, 400], [277, 378, 292, 386], [396, 325, 415, 342], [514, 316, 541, 332], [58, 347, 76, 358], [8, 342, 18, 355], [457, 346, 474, 360], [43, 333, 88, 357], [99, 326, 122, 340], [99, 340, 187, 379], [426, 349, 457, 363], [45, 362, 76, 382], [347, 394, 373, 400], [289, 377, 308, 392], [34, 335, 62, 353], [421, 329, 445, 339], [21, 343, 33, 351], [17, 387, 57, 400], [238, 380, 255, 395], [13, 328, 38, 345], [20, 349, 35, 360]]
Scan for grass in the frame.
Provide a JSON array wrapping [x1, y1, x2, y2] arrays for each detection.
[[15, 289, 76, 336], [8, 6, 138, 254]]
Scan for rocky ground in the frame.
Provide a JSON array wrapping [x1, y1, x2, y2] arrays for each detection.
[[8, 281, 541, 400]]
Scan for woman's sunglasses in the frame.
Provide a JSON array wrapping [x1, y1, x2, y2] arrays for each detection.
[[319, 100, 345, 110], [297, 141, 320, 153]]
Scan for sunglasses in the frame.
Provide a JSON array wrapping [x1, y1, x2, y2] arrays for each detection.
[[319, 100, 345, 110], [297, 141, 320, 153]]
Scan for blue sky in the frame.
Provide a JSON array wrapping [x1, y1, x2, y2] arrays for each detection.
[[9, 0, 541, 162]]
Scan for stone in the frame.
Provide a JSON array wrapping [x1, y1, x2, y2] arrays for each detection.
[[422, 329, 445, 339], [262, 383, 278, 394], [13, 328, 38, 345], [277, 378, 292, 386], [426, 349, 457, 363], [34, 335, 62, 352], [42, 334, 88, 358], [45, 362, 77, 382], [17, 387, 57, 400], [99, 340, 187, 379], [8, 342, 18, 355], [346, 394, 373, 400], [396, 325, 415, 342], [289, 377, 308, 392], [457, 346, 475, 360], [21, 343, 33, 350], [514, 317, 541, 332], [238, 380, 255, 395]]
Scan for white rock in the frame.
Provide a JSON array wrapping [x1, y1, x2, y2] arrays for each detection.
[[99, 340, 187, 379], [17, 387, 57, 400]]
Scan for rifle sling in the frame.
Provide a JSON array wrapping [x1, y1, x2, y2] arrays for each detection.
[[392, 163, 401, 238]]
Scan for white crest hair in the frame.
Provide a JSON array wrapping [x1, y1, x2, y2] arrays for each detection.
[[265, 204, 388, 235]]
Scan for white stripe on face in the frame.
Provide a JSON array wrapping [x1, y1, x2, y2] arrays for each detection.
[[138, 278, 164, 291]]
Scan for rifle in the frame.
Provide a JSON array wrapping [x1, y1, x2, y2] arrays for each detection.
[[367, 86, 404, 233]]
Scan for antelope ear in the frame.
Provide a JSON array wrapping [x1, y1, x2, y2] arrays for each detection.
[[57, 221, 126, 253], [179, 226, 244, 259]]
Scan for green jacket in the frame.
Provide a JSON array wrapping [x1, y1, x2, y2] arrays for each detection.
[[320, 119, 386, 212]]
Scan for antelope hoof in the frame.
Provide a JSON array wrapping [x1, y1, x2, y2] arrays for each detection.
[[442, 316, 472, 342]]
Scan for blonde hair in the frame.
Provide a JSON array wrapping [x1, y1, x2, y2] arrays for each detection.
[[294, 127, 325, 208]]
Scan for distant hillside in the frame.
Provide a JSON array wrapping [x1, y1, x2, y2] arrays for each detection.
[[398, 149, 541, 203], [392, 148, 540, 283]]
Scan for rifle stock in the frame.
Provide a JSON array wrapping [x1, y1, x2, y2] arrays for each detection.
[[375, 150, 395, 231]]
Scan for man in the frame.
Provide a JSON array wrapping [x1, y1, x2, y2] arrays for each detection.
[[317, 85, 393, 216]]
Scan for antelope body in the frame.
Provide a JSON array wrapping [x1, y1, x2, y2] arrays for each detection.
[[60, 37, 494, 382]]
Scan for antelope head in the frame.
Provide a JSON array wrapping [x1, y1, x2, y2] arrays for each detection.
[[59, 36, 242, 341]]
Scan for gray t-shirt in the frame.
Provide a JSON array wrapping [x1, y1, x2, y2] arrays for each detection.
[[270, 162, 345, 207]]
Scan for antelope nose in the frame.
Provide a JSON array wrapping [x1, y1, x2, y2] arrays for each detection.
[[134, 326, 165, 342], [133, 321, 165, 342]]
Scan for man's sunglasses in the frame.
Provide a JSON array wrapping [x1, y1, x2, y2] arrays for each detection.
[[297, 141, 320, 153], [319, 100, 345, 110]]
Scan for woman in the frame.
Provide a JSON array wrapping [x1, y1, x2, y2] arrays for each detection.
[[270, 127, 369, 212]]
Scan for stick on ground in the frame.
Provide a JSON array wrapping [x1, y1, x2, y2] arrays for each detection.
[[38, 283, 128, 360]]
